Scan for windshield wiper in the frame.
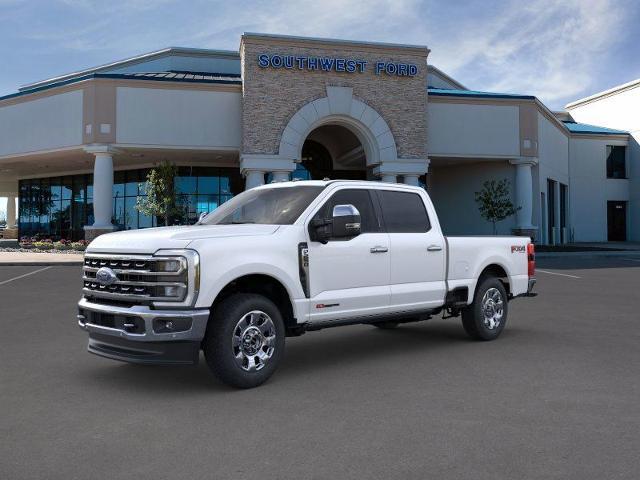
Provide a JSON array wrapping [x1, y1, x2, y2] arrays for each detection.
[[217, 220, 256, 225]]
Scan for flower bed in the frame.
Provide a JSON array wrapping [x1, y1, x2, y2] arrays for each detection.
[[17, 237, 89, 252]]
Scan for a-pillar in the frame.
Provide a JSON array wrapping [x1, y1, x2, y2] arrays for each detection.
[[84, 145, 117, 241], [509, 157, 538, 240]]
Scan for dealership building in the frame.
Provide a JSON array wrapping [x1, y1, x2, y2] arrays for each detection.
[[0, 33, 637, 243]]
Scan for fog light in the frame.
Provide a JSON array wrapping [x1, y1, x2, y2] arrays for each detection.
[[153, 317, 192, 333], [161, 286, 181, 298]]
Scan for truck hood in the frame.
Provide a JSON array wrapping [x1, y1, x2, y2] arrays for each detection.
[[86, 224, 281, 254]]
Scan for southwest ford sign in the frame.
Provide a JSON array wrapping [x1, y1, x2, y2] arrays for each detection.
[[257, 54, 418, 77]]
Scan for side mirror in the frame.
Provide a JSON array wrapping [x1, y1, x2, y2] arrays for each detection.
[[331, 204, 361, 239], [309, 204, 362, 244], [197, 211, 208, 223]]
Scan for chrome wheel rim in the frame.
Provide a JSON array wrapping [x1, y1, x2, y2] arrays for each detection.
[[481, 287, 504, 330], [232, 310, 276, 372]]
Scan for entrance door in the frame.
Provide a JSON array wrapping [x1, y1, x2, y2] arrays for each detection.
[[607, 201, 627, 241]]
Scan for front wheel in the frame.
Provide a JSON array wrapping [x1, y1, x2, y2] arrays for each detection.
[[461, 276, 508, 341], [203, 293, 285, 388]]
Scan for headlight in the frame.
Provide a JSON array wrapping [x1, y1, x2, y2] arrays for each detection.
[[152, 249, 200, 309]]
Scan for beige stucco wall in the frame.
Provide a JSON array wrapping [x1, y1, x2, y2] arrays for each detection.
[[0, 90, 83, 157], [240, 35, 428, 160], [427, 101, 520, 157], [116, 86, 242, 148]]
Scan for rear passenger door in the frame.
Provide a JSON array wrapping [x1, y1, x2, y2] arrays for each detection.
[[375, 189, 447, 310]]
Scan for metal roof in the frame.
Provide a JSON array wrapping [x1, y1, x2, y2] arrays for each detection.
[[428, 87, 535, 100], [562, 121, 628, 135], [0, 71, 241, 103], [19, 47, 240, 92]]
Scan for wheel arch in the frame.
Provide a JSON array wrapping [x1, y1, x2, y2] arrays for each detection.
[[477, 263, 512, 297], [211, 273, 297, 331]]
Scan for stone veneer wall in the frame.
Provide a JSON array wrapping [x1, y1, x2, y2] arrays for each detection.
[[240, 36, 429, 160]]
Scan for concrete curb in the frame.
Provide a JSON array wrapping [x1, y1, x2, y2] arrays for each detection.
[[0, 261, 83, 266]]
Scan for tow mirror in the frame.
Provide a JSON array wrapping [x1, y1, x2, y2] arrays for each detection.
[[331, 204, 361, 239]]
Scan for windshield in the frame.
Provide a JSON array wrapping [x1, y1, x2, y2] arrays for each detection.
[[199, 185, 325, 225]]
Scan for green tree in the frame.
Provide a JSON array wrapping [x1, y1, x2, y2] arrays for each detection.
[[135, 161, 181, 226], [474, 179, 520, 235]]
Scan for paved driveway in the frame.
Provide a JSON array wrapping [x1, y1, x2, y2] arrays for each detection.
[[1, 257, 639, 479]]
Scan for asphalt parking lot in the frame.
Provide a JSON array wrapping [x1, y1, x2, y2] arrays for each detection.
[[1, 257, 639, 479]]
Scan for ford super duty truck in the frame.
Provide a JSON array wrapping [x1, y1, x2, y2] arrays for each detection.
[[78, 180, 536, 388]]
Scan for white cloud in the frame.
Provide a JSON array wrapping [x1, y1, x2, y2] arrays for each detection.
[[427, 0, 628, 107], [2, 0, 635, 109]]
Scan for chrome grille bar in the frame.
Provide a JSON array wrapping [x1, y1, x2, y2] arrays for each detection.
[[82, 253, 189, 305]]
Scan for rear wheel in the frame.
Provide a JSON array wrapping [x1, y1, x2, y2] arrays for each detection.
[[461, 276, 508, 341], [203, 293, 285, 388]]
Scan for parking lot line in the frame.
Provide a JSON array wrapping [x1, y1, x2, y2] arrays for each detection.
[[0, 266, 52, 286], [536, 269, 581, 279]]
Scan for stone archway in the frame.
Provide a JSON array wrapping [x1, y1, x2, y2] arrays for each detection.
[[278, 86, 398, 168]]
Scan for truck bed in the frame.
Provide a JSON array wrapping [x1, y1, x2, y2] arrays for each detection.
[[445, 236, 531, 300]]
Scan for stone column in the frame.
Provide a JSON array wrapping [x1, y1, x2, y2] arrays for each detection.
[[270, 171, 290, 183], [84, 146, 117, 241], [381, 174, 397, 183], [240, 154, 295, 191], [6, 195, 16, 229], [509, 157, 538, 239], [244, 170, 265, 189], [403, 174, 420, 187]]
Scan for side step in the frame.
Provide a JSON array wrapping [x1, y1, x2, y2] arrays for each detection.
[[299, 310, 436, 333]]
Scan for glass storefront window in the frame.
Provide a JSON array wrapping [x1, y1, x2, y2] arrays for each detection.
[[18, 166, 241, 240]]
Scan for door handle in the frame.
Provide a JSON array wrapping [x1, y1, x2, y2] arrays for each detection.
[[370, 246, 389, 254], [427, 244, 443, 252]]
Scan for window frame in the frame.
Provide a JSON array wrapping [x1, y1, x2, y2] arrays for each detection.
[[606, 145, 627, 179], [374, 188, 432, 234]]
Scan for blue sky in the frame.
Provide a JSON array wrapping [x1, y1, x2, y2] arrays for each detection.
[[1, 0, 639, 109], [1, 0, 639, 216]]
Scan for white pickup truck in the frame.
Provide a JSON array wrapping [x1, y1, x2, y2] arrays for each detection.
[[78, 180, 536, 388]]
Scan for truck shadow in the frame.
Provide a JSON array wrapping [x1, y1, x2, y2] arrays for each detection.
[[88, 321, 528, 392]]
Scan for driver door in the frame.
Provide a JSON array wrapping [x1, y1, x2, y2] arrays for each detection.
[[305, 188, 391, 322]]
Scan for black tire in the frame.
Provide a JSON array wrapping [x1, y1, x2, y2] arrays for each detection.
[[203, 293, 286, 388], [461, 276, 508, 341], [372, 321, 399, 329]]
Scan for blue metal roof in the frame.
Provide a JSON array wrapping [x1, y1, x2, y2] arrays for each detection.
[[562, 121, 628, 135], [0, 71, 242, 102], [428, 87, 535, 100]]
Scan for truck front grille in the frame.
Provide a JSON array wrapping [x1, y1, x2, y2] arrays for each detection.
[[83, 254, 188, 305]]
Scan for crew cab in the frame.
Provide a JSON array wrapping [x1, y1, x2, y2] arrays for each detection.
[[78, 180, 536, 388]]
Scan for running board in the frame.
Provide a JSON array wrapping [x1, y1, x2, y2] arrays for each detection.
[[300, 309, 436, 332]]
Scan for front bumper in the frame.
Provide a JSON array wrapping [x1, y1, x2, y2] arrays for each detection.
[[78, 297, 210, 365]]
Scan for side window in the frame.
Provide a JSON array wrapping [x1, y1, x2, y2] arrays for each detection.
[[378, 190, 431, 233], [315, 189, 380, 233]]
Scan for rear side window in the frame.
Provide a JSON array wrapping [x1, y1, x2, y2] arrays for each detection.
[[377, 190, 431, 233], [315, 189, 380, 233]]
